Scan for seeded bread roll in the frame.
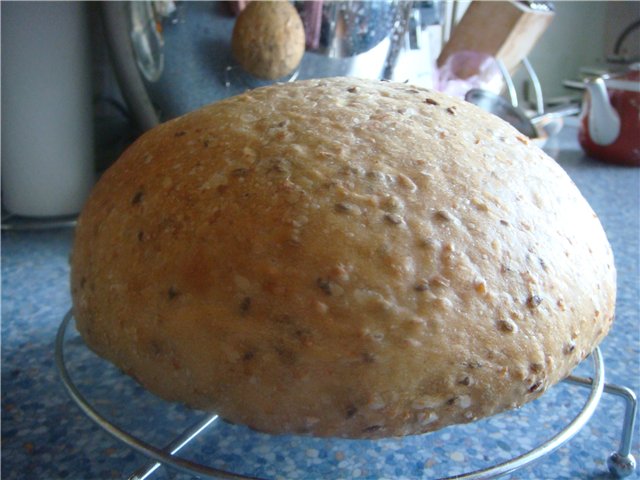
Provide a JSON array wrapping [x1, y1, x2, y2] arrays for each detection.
[[71, 77, 615, 439], [231, 1, 305, 80]]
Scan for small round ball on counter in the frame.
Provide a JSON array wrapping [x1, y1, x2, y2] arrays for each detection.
[[231, 1, 305, 80], [71, 77, 616, 439]]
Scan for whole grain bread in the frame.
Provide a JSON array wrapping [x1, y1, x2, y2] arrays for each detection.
[[231, 1, 305, 80], [71, 77, 616, 438]]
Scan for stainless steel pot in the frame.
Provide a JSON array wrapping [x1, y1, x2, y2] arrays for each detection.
[[465, 88, 580, 139], [101, 1, 441, 129], [298, 0, 399, 58]]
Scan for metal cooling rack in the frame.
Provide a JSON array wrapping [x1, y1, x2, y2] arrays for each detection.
[[55, 309, 637, 479]]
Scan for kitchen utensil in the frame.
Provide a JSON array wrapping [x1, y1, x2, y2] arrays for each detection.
[[578, 64, 640, 166], [55, 310, 639, 479], [465, 88, 580, 139]]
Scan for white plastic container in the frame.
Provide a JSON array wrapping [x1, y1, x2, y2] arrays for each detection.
[[1, 2, 95, 217]]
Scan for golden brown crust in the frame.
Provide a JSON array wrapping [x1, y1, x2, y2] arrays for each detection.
[[71, 77, 616, 438], [231, 1, 305, 80]]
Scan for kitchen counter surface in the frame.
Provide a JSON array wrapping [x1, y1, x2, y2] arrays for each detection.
[[2, 121, 639, 480]]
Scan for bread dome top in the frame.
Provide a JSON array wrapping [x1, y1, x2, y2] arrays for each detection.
[[71, 78, 615, 438]]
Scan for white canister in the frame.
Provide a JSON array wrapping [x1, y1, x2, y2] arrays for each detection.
[[1, 2, 95, 217]]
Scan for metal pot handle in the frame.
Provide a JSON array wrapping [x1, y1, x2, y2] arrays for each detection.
[[497, 57, 544, 115], [101, 2, 160, 132]]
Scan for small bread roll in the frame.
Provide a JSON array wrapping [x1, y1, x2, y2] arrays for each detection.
[[71, 78, 615, 439], [231, 1, 305, 80]]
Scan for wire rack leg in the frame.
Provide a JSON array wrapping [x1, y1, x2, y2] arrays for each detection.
[[566, 377, 637, 478], [603, 383, 637, 478]]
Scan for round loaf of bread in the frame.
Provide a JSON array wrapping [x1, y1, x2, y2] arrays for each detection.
[[231, 1, 305, 80], [71, 77, 616, 439]]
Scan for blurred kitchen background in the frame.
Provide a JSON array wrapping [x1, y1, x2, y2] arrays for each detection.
[[1, 1, 639, 222]]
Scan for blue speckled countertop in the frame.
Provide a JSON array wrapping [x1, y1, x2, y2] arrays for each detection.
[[2, 121, 639, 480]]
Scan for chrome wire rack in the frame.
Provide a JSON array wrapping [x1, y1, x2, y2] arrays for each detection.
[[55, 310, 637, 480]]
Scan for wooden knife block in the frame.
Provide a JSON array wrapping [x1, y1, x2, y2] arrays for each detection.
[[437, 1, 555, 74]]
